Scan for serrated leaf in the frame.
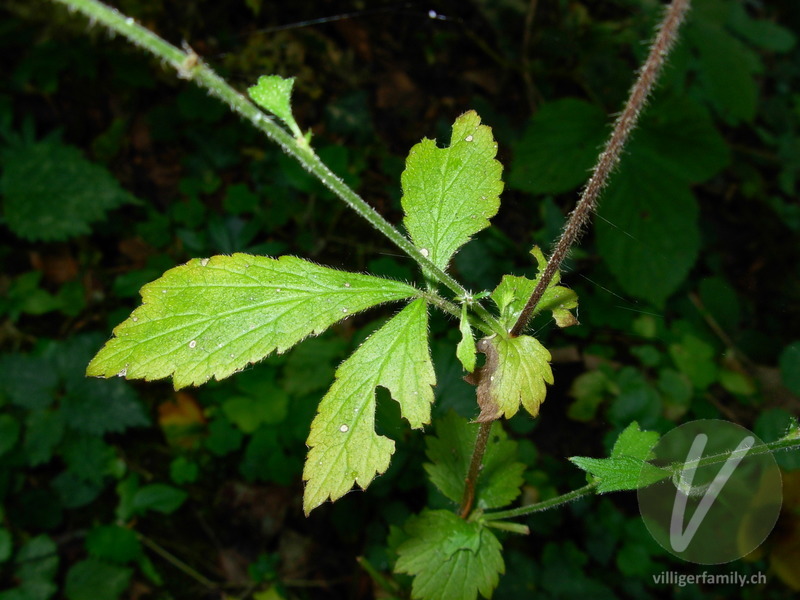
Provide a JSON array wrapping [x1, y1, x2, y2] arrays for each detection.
[[87, 254, 418, 389], [467, 335, 553, 422], [424, 412, 526, 510], [401, 111, 503, 272], [611, 421, 660, 461], [247, 75, 302, 138], [456, 304, 477, 372], [395, 509, 504, 600], [509, 98, 608, 195], [303, 299, 435, 513], [0, 140, 135, 242], [569, 422, 668, 493]]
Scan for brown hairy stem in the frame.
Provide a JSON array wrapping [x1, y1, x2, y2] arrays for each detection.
[[460, 0, 692, 519], [509, 0, 692, 337], [459, 421, 493, 518]]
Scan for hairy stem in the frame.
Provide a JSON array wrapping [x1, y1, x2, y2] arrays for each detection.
[[483, 482, 598, 521], [459, 422, 493, 517], [50, 0, 506, 336], [510, 0, 692, 337]]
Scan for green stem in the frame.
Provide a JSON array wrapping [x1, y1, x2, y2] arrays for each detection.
[[50, 0, 506, 337], [667, 435, 800, 474], [483, 482, 598, 521], [137, 533, 217, 589], [483, 435, 800, 522]]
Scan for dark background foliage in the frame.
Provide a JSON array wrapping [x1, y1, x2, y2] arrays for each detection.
[[0, 0, 799, 598]]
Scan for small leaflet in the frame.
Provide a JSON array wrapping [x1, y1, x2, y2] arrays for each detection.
[[569, 421, 669, 493], [247, 74, 304, 139], [456, 304, 477, 373]]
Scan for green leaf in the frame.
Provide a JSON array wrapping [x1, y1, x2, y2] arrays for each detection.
[[687, 21, 760, 124], [779, 342, 800, 396], [456, 304, 477, 372], [395, 509, 504, 600], [668, 334, 718, 390], [0, 140, 135, 242], [131, 484, 187, 515], [86, 526, 142, 564], [401, 111, 503, 272], [630, 96, 730, 184], [595, 161, 700, 306], [0, 415, 20, 457], [424, 412, 526, 510], [509, 98, 608, 194], [0, 528, 11, 563], [490, 247, 578, 331], [247, 75, 303, 138], [569, 422, 668, 493], [60, 379, 149, 435], [611, 421, 660, 461], [467, 335, 553, 421], [64, 559, 132, 600], [87, 254, 418, 389], [303, 299, 435, 513]]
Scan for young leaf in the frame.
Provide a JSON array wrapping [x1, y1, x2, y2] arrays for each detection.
[[424, 412, 526, 510], [401, 111, 503, 272], [303, 299, 435, 514], [466, 335, 553, 422], [1, 139, 136, 242], [395, 509, 504, 600], [491, 247, 577, 331], [569, 421, 669, 493], [87, 254, 418, 388], [247, 75, 303, 139], [456, 304, 477, 372]]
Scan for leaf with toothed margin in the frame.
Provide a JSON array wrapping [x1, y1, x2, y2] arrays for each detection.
[[401, 110, 503, 273], [303, 299, 435, 514], [247, 75, 303, 138], [87, 254, 418, 389], [491, 246, 578, 332], [466, 334, 553, 422], [395, 509, 504, 600]]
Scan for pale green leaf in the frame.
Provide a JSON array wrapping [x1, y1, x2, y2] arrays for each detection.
[[87, 254, 418, 389], [395, 509, 504, 600], [468, 335, 553, 421], [303, 299, 435, 513], [1, 140, 136, 242], [247, 75, 302, 138], [424, 412, 526, 510], [456, 304, 476, 372], [401, 111, 503, 272]]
